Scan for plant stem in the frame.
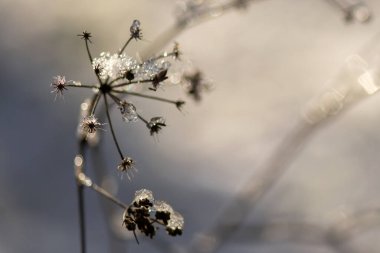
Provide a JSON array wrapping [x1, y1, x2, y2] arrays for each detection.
[[111, 79, 152, 88], [91, 183, 127, 209], [111, 90, 179, 105], [103, 94, 124, 160], [77, 139, 87, 253], [119, 37, 133, 55]]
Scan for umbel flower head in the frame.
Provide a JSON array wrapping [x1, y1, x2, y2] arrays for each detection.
[[52, 19, 189, 248], [51, 19, 188, 178], [123, 189, 184, 242]]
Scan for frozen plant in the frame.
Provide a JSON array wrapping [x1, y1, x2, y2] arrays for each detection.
[[51, 20, 187, 252]]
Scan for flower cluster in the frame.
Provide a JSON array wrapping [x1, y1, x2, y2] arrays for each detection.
[[123, 189, 184, 242], [51, 20, 187, 179]]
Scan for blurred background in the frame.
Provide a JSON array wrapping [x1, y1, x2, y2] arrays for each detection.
[[1, 0, 380, 252]]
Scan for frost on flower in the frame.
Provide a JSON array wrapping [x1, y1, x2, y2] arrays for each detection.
[[135, 58, 171, 81], [147, 117, 166, 135], [154, 200, 174, 225], [134, 189, 154, 207], [80, 115, 103, 134], [118, 157, 136, 180], [51, 75, 67, 97], [92, 52, 138, 79], [118, 101, 138, 122], [130, 19, 142, 40], [166, 211, 184, 236]]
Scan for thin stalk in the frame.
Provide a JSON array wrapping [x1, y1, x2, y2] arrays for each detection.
[[89, 93, 101, 116], [108, 76, 124, 86], [149, 52, 177, 62], [83, 39, 103, 85], [77, 139, 87, 253], [119, 36, 133, 55], [108, 93, 121, 104], [112, 79, 152, 89], [137, 113, 149, 125], [103, 94, 124, 160], [102, 36, 133, 86], [111, 90, 179, 105], [91, 183, 127, 209], [67, 84, 99, 89]]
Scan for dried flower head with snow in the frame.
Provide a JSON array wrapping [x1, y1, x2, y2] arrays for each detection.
[[51, 20, 186, 247], [123, 189, 184, 242], [80, 115, 103, 134], [51, 19, 187, 176]]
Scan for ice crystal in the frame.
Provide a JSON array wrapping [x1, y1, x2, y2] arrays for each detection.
[[166, 211, 184, 236], [92, 52, 138, 79], [119, 101, 138, 122], [134, 189, 154, 207], [154, 200, 174, 225]]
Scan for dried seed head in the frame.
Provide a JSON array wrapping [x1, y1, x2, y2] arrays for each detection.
[[51, 75, 68, 97], [117, 157, 136, 180], [123, 211, 137, 231], [154, 200, 174, 225], [77, 31, 92, 43], [134, 189, 154, 207], [184, 70, 211, 102], [172, 42, 181, 60], [124, 70, 135, 81], [80, 115, 103, 134], [130, 19, 142, 40], [147, 117, 166, 135], [150, 69, 168, 91], [175, 100, 186, 111], [166, 211, 184, 236]]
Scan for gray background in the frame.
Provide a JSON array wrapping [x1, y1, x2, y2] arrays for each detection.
[[1, 0, 380, 252]]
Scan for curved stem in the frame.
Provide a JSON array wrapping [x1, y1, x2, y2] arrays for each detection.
[[119, 37, 133, 55]]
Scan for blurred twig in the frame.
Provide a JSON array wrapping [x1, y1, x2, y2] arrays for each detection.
[[189, 35, 380, 253], [140, 0, 263, 59], [326, 0, 372, 23], [228, 206, 380, 253]]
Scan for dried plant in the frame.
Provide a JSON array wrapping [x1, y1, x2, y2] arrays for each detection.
[[52, 20, 190, 252], [48, 1, 380, 253]]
